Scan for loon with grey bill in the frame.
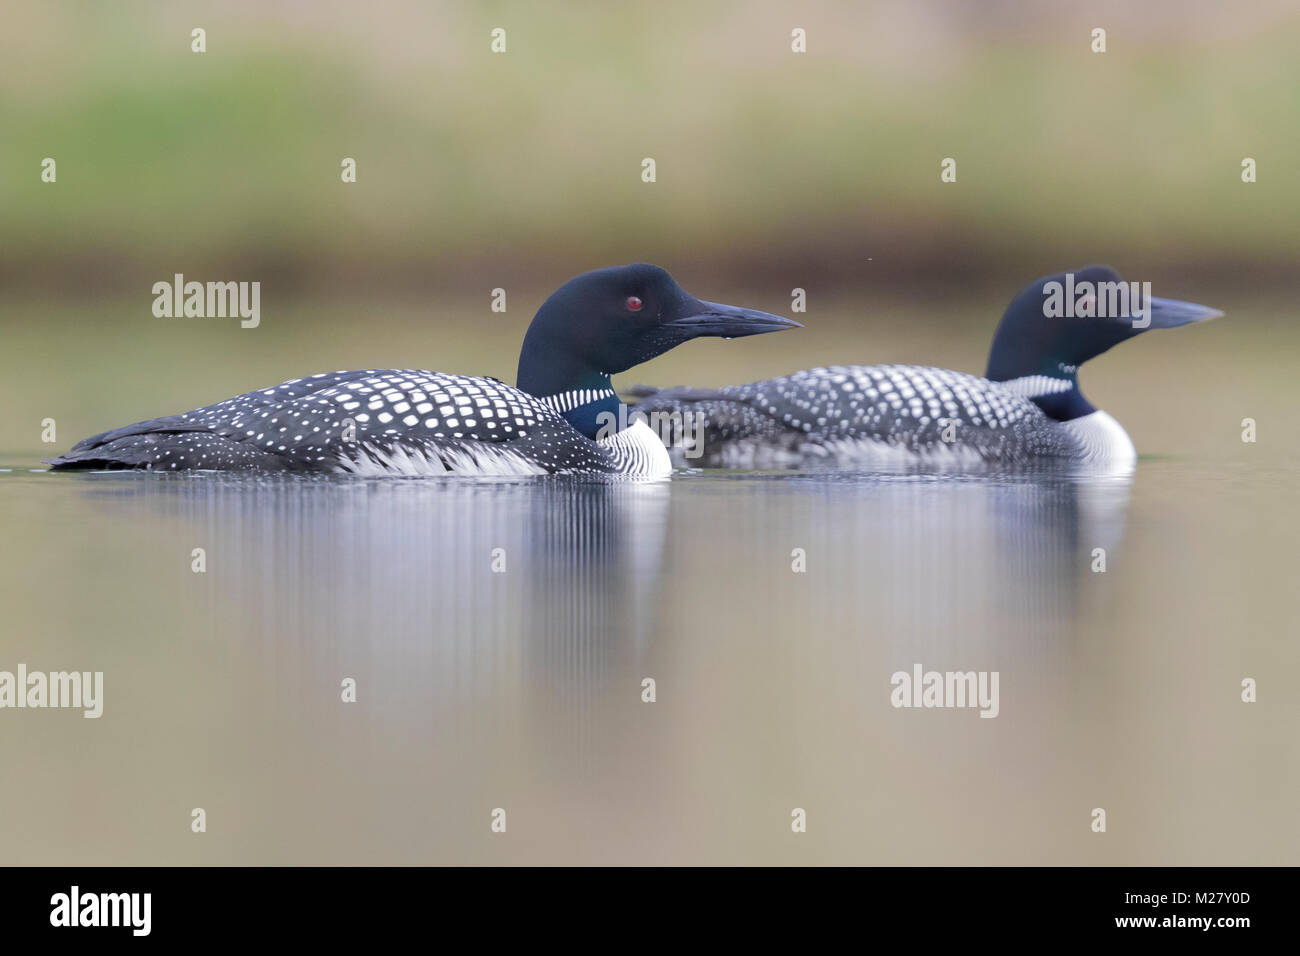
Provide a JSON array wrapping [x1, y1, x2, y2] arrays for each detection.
[[632, 267, 1221, 471], [46, 264, 798, 477]]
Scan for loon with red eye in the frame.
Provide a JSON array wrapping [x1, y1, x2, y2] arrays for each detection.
[[45, 263, 801, 477]]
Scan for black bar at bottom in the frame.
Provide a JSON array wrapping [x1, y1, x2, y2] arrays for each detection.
[[0, 866, 1285, 940]]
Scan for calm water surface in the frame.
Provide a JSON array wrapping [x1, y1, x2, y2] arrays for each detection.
[[1, 296, 1295, 864], [1, 456, 1295, 865]]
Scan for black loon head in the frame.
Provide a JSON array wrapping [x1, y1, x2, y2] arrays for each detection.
[[516, 264, 800, 437], [984, 265, 1223, 421]]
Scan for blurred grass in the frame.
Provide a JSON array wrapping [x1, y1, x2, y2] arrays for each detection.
[[1, 0, 1298, 294]]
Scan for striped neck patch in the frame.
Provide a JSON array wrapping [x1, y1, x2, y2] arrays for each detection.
[[541, 387, 617, 414], [997, 375, 1075, 398]]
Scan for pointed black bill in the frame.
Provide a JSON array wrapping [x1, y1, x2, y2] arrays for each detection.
[[1144, 296, 1224, 329], [663, 300, 802, 339]]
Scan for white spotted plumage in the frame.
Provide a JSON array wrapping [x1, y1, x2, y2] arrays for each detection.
[[636, 364, 1131, 468], [48, 369, 665, 477]]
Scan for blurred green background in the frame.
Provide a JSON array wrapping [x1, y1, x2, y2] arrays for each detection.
[[0, 0, 1296, 456]]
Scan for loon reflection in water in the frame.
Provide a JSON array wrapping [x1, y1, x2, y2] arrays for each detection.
[[62, 470, 1130, 769]]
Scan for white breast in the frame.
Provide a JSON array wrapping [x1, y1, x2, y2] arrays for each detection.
[[1058, 410, 1137, 470], [597, 419, 673, 478]]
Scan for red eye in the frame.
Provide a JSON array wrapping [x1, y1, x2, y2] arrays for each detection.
[[626, 296, 643, 311]]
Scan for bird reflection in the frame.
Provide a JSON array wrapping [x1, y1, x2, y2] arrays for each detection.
[[770, 469, 1134, 656], [61, 468, 1129, 778], [64, 474, 671, 765]]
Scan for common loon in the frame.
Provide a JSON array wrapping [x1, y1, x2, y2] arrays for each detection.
[[46, 264, 798, 477], [632, 267, 1221, 471]]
